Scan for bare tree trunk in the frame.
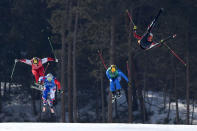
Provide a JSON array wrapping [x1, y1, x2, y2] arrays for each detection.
[[190, 98, 194, 125], [108, 16, 115, 123], [186, 39, 190, 125], [3, 82, 6, 97], [8, 83, 11, 98], [127, 21, 133, 123], [67, 3, 73, 122], [163, 86, 167, 110], [60, 0, 70, 122], [174, 65, 179, 124], [166, 95, 171, 123], [100, 67, 105, 122], [61, 30, 66, 122], [96, 81, 99, 122], [31, 88, 37, 115], [131, 61, 138, 111], [0, 82, 2, 113], [72, 0, 79, 122], [137, 86, 147, 123]]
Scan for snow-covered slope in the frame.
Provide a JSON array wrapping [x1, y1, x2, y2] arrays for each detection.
[[1, 123, 197, 131]]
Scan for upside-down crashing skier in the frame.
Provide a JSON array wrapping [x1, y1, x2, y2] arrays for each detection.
[[106, 65, 130, 102], [38, 73, 61, 114], [132, 8, 171, 50], [15, 57, 58, 83]]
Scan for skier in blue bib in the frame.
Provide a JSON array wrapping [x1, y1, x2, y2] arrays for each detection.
[[106, 65, 129, 100], [38, 73, 61, 114]]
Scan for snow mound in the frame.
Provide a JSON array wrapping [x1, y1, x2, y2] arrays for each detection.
[[1, 123, 197, 131]]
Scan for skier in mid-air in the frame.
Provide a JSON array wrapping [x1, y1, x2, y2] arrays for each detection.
[[15, 57, 58, 83], [106, 65, 129, 102], [132, 8, 168, 50], [38, 73, 61, 114]]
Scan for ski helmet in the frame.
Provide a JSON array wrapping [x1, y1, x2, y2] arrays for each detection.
[[149, 33, 153, 37], [110, 65, 117, 73], [46, 73, 53, 81], [32, 57, 39, 64]]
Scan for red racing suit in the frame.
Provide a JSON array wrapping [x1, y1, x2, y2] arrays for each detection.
[[19, 57, 55, 83]]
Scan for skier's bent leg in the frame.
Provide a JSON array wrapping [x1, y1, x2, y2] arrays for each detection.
[[115, 78, 122, 90], [110, 80, 115, 92], [39, 67, 45, 77], [115, 79, 122, 97], [49, 89, 56, 113], [42, 89, 49, 112], [32, 69, 39, 83], [110, 80, 116, 99]]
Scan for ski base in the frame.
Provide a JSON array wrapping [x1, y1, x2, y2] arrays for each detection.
[[31, 84, 44, 91]]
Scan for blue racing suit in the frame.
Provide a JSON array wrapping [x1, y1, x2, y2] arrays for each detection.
[[106, 68, 129, 92], [39, 76, 56, 107]]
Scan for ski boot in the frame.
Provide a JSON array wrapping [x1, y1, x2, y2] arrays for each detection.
[[112, 91, 116, 103], [42, 102, 47, 112], [116, 90, 122, 99]]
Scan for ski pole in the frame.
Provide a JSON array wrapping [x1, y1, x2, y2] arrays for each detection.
[[160, 34, 176, 44], [126, 9, 135, 26], [163, 43, 187, 67], [44, 63, 50, 75], [10, 60, 17, 80], [98, 50, 107, 70], [48, 37, 57, 60]]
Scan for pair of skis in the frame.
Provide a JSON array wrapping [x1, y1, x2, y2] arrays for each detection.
[[126, 8, 186, 67]]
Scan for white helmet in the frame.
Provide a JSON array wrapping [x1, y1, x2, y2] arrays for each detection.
[[149, 33, 153, 37], [46, 73, 53, 81]]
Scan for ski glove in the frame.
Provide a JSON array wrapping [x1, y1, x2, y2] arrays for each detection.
[[55, 59, 59, 62], [160, 39, 164, 43], [15, 59, 19, 63], [128, 82, 131, 87], [133, 25, 137, 30], [58, 90, 64, 94]]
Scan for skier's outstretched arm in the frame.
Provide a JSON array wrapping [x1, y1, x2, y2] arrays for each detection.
[[133, 30, 142, 40], [132, 26, 142, 40], [106, 69, 111, 80], [119, 71, 129, 82], [16, 59, 32, 66], [41, 57, 58, 64], [54, 79, 61, 90]]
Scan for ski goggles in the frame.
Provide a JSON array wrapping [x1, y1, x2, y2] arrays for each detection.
[[33, 59, 38, 64], [47, 77, 52, 81], [111, 67, 116, 73]]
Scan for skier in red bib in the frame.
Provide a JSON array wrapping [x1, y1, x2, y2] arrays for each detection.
[[15, 57, 58, 83]]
